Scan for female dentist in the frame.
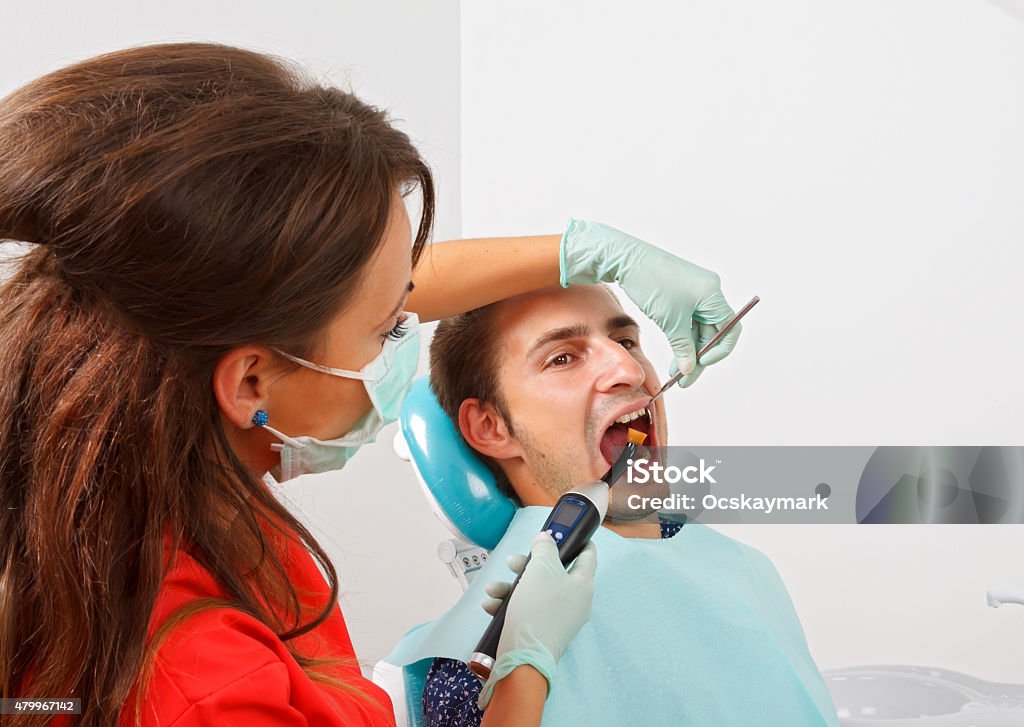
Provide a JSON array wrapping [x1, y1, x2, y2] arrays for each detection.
[[0, 43, 740, 726]]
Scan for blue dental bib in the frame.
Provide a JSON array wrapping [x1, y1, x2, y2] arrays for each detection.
[[386, 507, 839, 726]]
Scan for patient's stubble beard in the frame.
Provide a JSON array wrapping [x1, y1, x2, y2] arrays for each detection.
[[511, 405, 663, 526], [513, 423, 581, 500]]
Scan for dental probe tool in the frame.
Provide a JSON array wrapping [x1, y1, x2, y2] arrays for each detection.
[[467, 431, 647, 681], [647, 295, 760, 405]]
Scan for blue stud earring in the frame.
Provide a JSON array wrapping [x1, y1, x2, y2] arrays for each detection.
[[251, 409, 269, 427]]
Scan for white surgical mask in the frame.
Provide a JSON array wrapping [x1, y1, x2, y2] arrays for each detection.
[[262, 312, 420, 481]]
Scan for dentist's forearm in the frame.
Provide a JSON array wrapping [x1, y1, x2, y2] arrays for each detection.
[[480, 665, 547, 727], [407, 235, 561, 322]]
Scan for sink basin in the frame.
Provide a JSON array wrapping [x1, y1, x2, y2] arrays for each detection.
[[824, 665, 1024, 726]]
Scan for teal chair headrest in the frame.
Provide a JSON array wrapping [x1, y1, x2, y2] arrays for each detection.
[[398, 376, 517, 550]]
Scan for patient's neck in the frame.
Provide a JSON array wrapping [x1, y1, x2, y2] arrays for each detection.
[[517, 484, 664, 539], [603, 514, 662, 540]]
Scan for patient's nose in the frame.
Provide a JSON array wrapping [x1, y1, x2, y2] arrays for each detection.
[[592, 338, 646, 393]]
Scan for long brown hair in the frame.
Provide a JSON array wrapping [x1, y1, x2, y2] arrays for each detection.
[[0, 42, 433, 725]]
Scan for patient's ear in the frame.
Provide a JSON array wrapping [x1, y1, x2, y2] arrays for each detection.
[[458, 398, 523, 461]]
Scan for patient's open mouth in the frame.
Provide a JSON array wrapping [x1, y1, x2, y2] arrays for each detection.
[[599, 405, 654, 466]]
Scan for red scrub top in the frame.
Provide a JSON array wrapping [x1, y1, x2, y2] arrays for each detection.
[[111, 527, 396, 726]]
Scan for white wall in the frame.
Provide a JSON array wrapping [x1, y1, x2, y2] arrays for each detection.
[[0, 0, 464, 673], [461, 0, 1024, 680]]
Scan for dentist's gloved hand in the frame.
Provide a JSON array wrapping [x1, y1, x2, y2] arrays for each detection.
[[477, 532, 597, 710], [560, 218, 740, 388]]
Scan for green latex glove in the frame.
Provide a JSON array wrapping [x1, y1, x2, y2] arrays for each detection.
[[477, 532, 598, 710], [560, 218, 740, 388]]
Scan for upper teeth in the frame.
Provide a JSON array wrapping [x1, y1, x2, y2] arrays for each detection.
[[615, 407, 649, 425]]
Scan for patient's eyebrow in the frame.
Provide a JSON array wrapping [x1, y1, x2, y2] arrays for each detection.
[[526, 323, 590, 360], [607, 314, 639, 332], [525, 315, 640, 361]]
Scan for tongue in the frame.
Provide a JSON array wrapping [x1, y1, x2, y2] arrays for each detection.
[[600, 423, 631, 465]]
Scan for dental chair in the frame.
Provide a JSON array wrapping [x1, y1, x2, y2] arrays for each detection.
[[372, 376, 516, 727]]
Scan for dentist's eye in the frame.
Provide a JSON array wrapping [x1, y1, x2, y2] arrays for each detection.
[[384, 316, 409, 342], [618, 338, 637, 350]]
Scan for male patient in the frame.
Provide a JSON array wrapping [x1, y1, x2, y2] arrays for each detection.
[[407, 283, 838, 726]]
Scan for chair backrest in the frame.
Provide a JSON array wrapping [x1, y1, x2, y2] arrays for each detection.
[[380, 377, 517, 725], [396, 376, 516, 550]]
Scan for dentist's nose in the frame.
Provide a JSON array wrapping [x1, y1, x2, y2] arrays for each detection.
[[593, 339, 646, 394]]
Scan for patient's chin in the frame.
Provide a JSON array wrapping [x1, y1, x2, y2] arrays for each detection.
[[606, 475, 669, 523], [605, 500, 660, 525]]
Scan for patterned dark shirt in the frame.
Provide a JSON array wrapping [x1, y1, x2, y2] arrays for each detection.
[[421, 517, 685, 726]]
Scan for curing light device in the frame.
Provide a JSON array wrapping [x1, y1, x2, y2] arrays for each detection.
[[467, 430, 646, 681]]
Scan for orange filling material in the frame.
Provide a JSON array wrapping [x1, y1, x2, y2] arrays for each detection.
[[626, 428, 648, 445]]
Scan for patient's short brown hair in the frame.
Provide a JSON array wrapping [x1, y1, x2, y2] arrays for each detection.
[[429, 304, 520, 503]]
